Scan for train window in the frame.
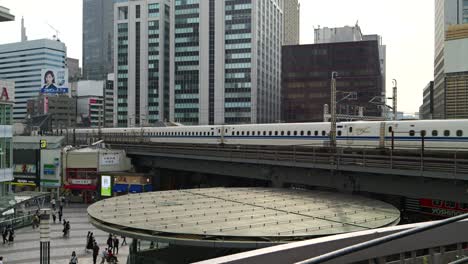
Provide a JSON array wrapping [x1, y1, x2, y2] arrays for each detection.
[[457, 130, 463, 137], [293, 131, 297, 136], [387, 127, 392, 133], [300, 131, 304, 136], [432, 130, 438, 136], [307, 131, 311, 136], [246, 131, 250, 136], [267, 131, 271, 136], [241, 131, 245, 136], [281, 131, 284, 136], [322, 131, 326, 136], [420, 130, 426, 137], [225, 129, 228, 133], [409, 130, 415, 136], [231, 131, 234, 136], [287, 131, 291, 136], [252, 131, 255, 136], [236, 131, 240, 136], [275, 131, 278, 136], [211, 132, 214, 136], [258, 131, 261, 135], [349, 127, 353, 133], [337, 131, 342, 136], [314, 131, 318, 136], [444, 130, 450, 137], [445, 201, 456, 209]]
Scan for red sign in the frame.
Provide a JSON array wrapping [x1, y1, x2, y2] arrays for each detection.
[[89, 98, 97, 104], [0, 87, 9, 101]]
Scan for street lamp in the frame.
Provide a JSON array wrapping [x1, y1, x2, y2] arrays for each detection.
[[330, 71, 338, 148]]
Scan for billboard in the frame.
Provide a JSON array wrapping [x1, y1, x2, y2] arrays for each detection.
[[40, 68, 69, 94], [100, 153, 120, 166], [101, 175, 111, 197]]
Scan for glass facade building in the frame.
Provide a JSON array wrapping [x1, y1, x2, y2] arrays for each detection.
[[0, 80, 14, 196], [0, 39, 66, 120], [170, 0, 283, 125], [83, 0, 127, 80], [114, 0, 171, 127]]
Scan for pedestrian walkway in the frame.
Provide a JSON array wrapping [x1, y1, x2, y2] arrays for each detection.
[[0, 204, 129, 264]]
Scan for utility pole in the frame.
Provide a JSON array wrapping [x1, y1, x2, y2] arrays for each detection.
[[330, 72, 338, 148], [392, 79, 397, 120]]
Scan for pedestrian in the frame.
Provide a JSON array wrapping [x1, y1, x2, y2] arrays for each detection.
[[100, 248, 108, 264], [70, 251, 78, 264], [121, 235, 127, 246], [106, 234, 113, 251], [2, 227, 7, 244], [8, 228, 14, 244], [58, 210, 63, 222], [92, 242, 100, 264], [52, 211, 56, 224], [86, 232, 94, 252], [0, 256, 3, 264], [51, 198, 56, 211], [113, 236, 119, 255]]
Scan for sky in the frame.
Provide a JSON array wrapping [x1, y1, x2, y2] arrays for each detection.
[[0, 0, 434, 114]]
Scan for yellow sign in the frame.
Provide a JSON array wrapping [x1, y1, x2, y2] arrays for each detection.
[[40, 139, 47, 149]]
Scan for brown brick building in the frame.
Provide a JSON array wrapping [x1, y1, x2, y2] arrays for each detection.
[[282, 41, 383, 123]]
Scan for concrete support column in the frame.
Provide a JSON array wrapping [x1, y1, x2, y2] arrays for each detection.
[[39, 209, 51, 264]]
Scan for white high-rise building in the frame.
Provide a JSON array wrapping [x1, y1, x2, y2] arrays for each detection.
[[0, 39, 67, 120], [283, 0, 300, 45], [114, 0, 171, 127], [433, 0, 468, 119], [171, 0, 283, 125]]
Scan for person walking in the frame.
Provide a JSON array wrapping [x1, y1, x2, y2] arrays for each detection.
[[106, 234, 113, 252], [51, 198, 56, 211], [92, 242, 99, 264], [52, 211, 56, 224], [2, 227, 7, 244], [113, 236, 119, 255], [100, 248, 108, 264], [121, 235, 127, 246], [58, 209, 63, 223], [69, 251, 78, 264], [8, 228, 14, 244]]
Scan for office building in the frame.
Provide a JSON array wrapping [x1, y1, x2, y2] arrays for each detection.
[[315, 25, 386, 96], [75, 80, 105, 127], [82, 0, 127, 80], [433, 0, 468, 119], [444, 24, 468, 119], [114, 0, 171, 127], [27, 95, 77, 130], [67, 57, 81, 82], [171, 0, 283, 125], [104, 73, 114, 127], [283, 0, 300, 45], [0, 6, 14, 22], [282, 41, 383, 123], [420, 81, 434, 120], [0, 39, 67, 120]]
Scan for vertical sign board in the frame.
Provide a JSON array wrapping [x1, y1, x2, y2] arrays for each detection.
[[101, 175, 111, 197]]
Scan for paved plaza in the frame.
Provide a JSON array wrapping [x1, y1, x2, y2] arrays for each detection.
[[0, 204, 129, 264]]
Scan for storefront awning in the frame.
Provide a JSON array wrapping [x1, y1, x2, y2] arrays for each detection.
[[129, 184, 143, 193], [113, 184, 128, 193], [64, 184, 97, 191]]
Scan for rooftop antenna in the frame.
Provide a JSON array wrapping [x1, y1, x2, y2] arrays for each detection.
[[46, 22, 60, 42]]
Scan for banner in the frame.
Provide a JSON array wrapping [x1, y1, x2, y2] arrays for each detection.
[[40, 68, 69, 94], [101, 175, 111, 197], [100, 153, 120, 166]]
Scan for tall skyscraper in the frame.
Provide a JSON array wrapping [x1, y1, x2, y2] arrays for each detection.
[[114, 0, 171, 127], [83, 0, 127, 80], [283, 0, 300, 45], [171, 0, 283, 125], [433, 0, 468, 119], [0, 39, 67, 120]]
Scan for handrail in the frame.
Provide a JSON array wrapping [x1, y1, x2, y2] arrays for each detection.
[[296, 213, 468, 264]]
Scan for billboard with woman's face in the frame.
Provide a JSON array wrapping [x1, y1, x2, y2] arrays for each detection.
[[40, 68, 69, 95]]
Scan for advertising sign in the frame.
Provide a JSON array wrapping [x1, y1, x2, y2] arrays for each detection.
[[40, 149, 61, 188], [40, 68, 69, 94], [71, 179, 92, 185], [0, 80, 15, 103], [101, 175, 111, 197], [100, 153, 120, 166]]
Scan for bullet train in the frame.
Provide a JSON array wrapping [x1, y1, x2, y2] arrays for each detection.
[[61, 119, 468, 151]]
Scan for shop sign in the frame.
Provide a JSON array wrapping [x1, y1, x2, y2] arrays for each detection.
[[100, 153, 120, 166], [101, 175, 111, 197], [43, 164, 56, 175], [40, 179, 60, 187], [14, 164, 36, 174], [71, 179, 92, 185]]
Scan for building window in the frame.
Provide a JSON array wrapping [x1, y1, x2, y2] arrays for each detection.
[[118, 6, 128, 20]]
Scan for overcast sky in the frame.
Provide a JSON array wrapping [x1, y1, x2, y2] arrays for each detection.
[[0, 0, 434, 114]]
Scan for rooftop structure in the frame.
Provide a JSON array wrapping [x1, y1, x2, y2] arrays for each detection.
[[88, 187, 400, 248], [0, 6, 14, 22]]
